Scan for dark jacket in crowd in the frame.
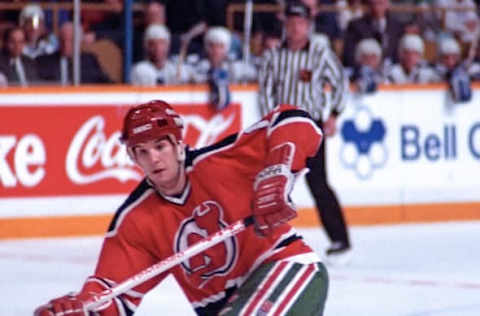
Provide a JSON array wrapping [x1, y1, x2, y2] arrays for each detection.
[[343, 13, 405, 68], [0, 52, 40, 85], [36, 51, 111, 84]]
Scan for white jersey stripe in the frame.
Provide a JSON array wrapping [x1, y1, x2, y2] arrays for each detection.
[[239, 261, 293, 316], [269, 263, 316, 315]]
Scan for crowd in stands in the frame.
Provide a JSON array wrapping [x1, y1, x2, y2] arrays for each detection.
[[0, 0, 479, 101]]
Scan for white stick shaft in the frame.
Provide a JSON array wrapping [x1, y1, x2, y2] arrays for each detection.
[[84, 217, 251, 311], [243, 0, 253, 65]]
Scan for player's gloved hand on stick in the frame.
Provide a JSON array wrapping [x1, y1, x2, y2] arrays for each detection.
[[34, 293, 87, 316], [252, 142, 297, 235]]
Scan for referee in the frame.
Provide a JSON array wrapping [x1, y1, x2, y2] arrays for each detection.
[[259, 1, 351, 263]]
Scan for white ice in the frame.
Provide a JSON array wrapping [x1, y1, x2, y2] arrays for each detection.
[[1, 221, 479, 316]]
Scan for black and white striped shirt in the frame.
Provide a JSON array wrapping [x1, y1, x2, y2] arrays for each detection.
[[259, 41, 347, 121]]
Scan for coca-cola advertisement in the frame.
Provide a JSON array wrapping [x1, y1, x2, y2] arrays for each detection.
[[0, 103, 242, 198]]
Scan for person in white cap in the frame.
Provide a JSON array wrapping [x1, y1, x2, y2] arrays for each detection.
[[435, 37, 473, 103], [349, 38, 385, 93], [435, 37, 463, 78], [130, 24, 193, 85], [385, 34, 439, 84], [192, 26, 256, 84], [19, 4, 58, 59], [192, 26, 257, 110]]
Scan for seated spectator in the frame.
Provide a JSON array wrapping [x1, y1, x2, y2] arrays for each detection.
[[384, 34, 439, 84], [192, 27, 257, 84], [19, 3, 58, 59], [130, 24, 192, 85], [133, 0, 166, 62], [36, 22, 111, 85], [435, 0, 478, 45], [435, 37, 472, 102], [192, 27, 257, 110], [0, 27, 39, 86], [349, 38, 385, 94], [337, 0, 364, 33], [343, 0, 405, 68]]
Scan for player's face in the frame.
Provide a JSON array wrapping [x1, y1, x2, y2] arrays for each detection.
[[132, 137, 185, 195]]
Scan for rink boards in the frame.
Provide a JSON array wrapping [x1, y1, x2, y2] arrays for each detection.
[[1, 84, 479, 238]]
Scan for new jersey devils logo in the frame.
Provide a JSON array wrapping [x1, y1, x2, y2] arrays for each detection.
[[175, 201, 238, 287]]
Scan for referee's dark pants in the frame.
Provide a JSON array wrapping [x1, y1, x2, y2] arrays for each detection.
[[306, 122, 350, 247]]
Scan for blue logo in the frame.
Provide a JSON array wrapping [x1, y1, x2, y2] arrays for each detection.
[[340, 105, 387, 179]]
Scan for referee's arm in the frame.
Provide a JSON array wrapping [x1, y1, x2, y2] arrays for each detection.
[[258, 50, 276, 117], [321, 48, 348, 117]]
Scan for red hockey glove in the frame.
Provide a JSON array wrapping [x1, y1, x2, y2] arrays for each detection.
[[253, 142, 297, 235], [34, 287, 115, 316], [34, 293, 86, 316]]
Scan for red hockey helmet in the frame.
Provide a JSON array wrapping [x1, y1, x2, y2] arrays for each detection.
[[121, 100, 183, 147]]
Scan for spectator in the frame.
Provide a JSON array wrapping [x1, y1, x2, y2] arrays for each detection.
[[350, 38, 385, 94], [0, 27, 39, 86], [193, 27, 256, 83], [343, 0, 405, 68], [435, 0, 478, 45], [336, 0, 364, 33], [19, 4, 58, 59], [436, 37, 472, 102], [193, 27, 256, 110], [28, 0, 71, 33], [384, 34, 439, 84], [130, 24, 192, 85], [435, 37, 463, 78], [36, 22, 111, 85], [133, 0, 166, 62]]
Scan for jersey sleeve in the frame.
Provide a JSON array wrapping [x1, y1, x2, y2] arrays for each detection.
[[77, 212, 168, 315], [264, 104, 323, 171]]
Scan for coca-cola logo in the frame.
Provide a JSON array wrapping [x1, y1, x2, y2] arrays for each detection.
[[66, 112, 237, 185], [66, 116, 141, 185], [183, 112, 236, 148]]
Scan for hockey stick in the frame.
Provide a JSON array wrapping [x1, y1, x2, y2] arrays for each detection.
[[83, 216, 254, 312], [466, 24, 480, 67]]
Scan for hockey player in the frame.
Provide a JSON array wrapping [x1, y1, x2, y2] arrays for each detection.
[[34, 100, 328, 316]]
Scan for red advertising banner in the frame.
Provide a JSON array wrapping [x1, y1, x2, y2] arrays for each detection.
[[0, 103, 241, 197]]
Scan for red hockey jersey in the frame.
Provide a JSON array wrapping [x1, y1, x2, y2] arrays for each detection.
[[82, 105, 323, 315]]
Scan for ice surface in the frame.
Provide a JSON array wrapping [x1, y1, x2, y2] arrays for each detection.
[[1, 221, 479, 315]]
